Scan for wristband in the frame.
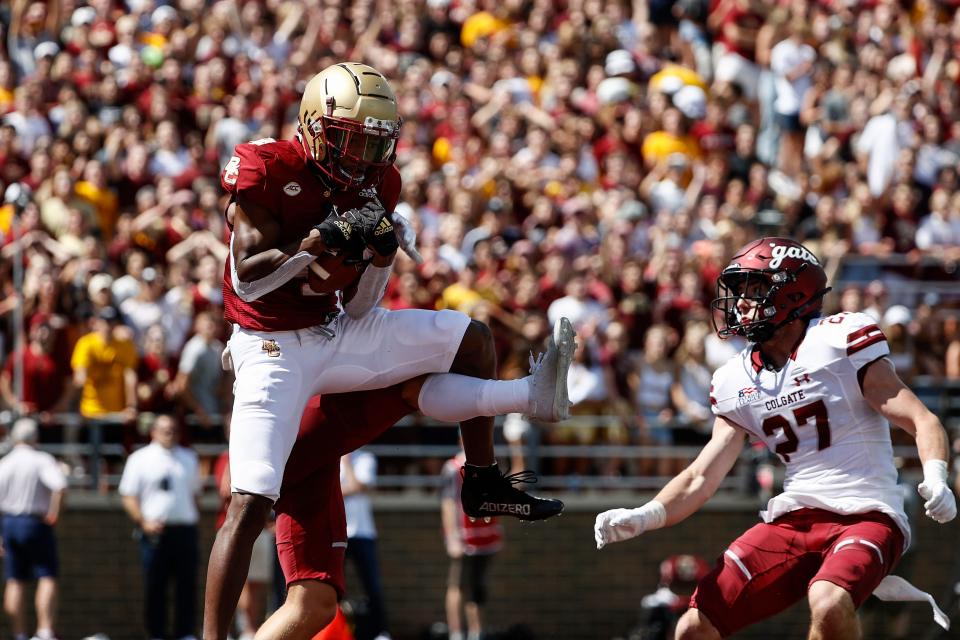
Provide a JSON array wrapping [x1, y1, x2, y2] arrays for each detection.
[[923, 460, 948, 485], [639, 500, 667, 531]]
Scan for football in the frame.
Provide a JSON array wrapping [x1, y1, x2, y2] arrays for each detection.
[[306, 251, 362, 294]]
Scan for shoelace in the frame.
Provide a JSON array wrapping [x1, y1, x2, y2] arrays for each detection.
[[501, 469, 538, 486], [528, 350, 545, 375]]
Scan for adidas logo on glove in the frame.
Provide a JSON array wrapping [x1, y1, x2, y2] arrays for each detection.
[[374, 217, 393, 236]]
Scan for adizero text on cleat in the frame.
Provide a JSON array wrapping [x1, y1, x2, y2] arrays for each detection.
[[460, 463, 564, 522]]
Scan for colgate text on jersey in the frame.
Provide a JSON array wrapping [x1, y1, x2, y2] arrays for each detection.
[[764, 389, 806, 411]]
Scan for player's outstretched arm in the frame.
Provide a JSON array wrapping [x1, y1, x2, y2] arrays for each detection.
[[861, 357, 957, 523], [595, 415, 745, 549]]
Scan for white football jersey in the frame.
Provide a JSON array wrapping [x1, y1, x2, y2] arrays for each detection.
[[710, 311, 910, 547]]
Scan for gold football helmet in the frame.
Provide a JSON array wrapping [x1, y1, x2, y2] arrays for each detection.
[[298, 62, 401, 189]]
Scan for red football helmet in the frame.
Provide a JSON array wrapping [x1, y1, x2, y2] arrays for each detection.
[[711, 237, 831, 343]]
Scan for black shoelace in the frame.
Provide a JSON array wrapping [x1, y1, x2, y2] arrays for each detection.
[[501, 469, 538, 486]]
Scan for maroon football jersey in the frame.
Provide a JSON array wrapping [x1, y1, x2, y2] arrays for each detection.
[[220, 137, 402, 331]]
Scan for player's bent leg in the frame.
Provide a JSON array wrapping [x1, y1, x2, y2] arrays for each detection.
[[675, 608, 723, 640], [203, 494, 272, 640], [450, 319, 497, 466], [254, 580, 338, 640], [807, 580, 860, 640], [443, 318, 573, 521]]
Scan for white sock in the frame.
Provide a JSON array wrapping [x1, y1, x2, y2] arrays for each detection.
[[449, 633, 464, 640], [418, 373, 530, 422], [34, 631, 55, 640]]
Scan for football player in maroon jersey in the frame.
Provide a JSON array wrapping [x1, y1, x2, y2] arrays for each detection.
[[595, 238, 955, 639], [205, 63, 575, 640]]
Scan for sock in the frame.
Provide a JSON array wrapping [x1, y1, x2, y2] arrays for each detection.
[[449, 633, 465, 640], [417, 374, 529, 423], [34, 631, 55, 640]]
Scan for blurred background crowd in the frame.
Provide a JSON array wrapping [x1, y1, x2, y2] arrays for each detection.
[[0, 0, 959, 489]]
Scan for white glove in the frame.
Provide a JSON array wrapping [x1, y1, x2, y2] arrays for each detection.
[[392, 212, 423, 264], [918, 460, 957, 524], [594, 501, 666, 550]]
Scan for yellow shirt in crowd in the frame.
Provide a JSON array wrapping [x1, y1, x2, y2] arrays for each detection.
[[70, 332, 138, 418], [641, 132, 702, 166]]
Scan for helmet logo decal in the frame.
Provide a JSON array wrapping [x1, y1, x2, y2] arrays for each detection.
[[283, 182, 301, 196], [768, 244, 820, 270]]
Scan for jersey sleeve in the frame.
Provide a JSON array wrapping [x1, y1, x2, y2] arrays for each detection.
[[822, 312, 890, 370], [377, 165, 402, 213], [221, 143, 269, 207]]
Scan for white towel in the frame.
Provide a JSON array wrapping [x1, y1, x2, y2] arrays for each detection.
[[873, 575, 950, 630]]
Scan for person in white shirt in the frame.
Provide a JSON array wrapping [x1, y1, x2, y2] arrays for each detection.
[[546, 275, 609, 333], [0, 418, 66, 640], [770, 21, 816, 178], [119, 415, 201, 640], [595, 237, 956, 639], [341, 450, 391, 640]]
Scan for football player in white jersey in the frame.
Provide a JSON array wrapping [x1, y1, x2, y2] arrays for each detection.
[[594, 237, 956, 640]]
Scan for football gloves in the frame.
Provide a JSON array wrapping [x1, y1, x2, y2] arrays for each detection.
[[339, 198, 401, 256], [313, 214, 357, 254], [918, 460, 957, 524]]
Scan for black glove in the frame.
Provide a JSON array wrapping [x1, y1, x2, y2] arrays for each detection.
[[368, 212, 399, 256], [338, 199, 384, 240], [313, 214, 356, 253]]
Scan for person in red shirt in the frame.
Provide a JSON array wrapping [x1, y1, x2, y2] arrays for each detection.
[[206, 62, 575, 640], [0, 318, 69, 421], [441, 450, 504, 640]]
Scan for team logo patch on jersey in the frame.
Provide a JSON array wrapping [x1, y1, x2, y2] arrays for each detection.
[[359, 187, 378, 198], [261, 339, 281, 357], [738, 386, 760, 405], [283, 182, 302, 196]]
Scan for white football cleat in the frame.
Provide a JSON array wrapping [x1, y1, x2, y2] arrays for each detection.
[[526, 317, 576, 422]]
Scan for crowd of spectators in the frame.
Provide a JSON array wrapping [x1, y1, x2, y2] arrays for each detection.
[[0, 0, 959, 484]]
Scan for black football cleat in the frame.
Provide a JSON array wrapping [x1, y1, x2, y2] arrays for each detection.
[[461, 463, 564, 521]]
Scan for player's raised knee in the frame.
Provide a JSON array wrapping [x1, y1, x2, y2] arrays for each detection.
[[453, 319, 495, 375], [808, 580, 855, 625], [675, 608, 722, 640]]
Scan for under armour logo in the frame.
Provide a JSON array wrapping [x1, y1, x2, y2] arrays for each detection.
[[793, 374, 811, 386]]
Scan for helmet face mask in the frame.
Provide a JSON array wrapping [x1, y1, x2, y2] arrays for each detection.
[[298, 62, 401, 189], [711, 238, 832, 344]]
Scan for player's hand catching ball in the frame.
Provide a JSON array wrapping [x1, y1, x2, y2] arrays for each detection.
[[368, 211, 399, 256], [338, 199, 384, 241], [311, 214, 355, 254], [917, 460, 957, 523]]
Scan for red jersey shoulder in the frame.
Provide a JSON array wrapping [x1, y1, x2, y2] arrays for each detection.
[[221, 138, 308, 200], [377, 164, 402, 212]]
